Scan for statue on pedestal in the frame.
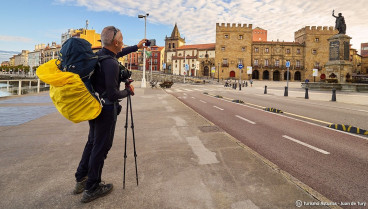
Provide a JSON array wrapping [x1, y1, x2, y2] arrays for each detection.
[[332, 10, 346, 34]]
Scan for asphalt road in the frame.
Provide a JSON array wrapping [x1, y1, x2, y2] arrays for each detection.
[[166, 85, 368, 207]]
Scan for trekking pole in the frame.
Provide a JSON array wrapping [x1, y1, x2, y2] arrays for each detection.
[[123, 95, 129, 189], [128, 94, 139, 186]]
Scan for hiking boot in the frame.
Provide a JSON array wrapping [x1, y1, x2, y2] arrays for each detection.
[[73, 176, 88, 195], [81, 182, 113, 203]]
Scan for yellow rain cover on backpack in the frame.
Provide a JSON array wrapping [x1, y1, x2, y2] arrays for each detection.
[[36, 59, 102, 123]]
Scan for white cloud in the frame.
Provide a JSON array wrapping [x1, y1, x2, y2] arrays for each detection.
[[57, 0, 368, 51], [0, 35, 33, 43]]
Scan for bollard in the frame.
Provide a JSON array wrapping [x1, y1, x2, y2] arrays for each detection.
[[18, 80, 22, 95], [235, 82, 238, 89], [239, 82, 241, 91], [245, 81, 248, 87], [305, 87, 309, 99], [284, 86, 288, 97], [37, 79, 40, 93], [331, 88, 336, 101], [264, 85, 267, 94]]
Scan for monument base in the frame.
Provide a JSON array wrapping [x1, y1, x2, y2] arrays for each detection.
[[325, 34, 353, 83]]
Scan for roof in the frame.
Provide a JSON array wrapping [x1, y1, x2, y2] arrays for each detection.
[[177, 43, 216, 50], [253, 27, 266, 30]]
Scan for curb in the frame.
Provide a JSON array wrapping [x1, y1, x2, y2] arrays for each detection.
[[264, 107, 283, 113], [327, 124, 368, 135]]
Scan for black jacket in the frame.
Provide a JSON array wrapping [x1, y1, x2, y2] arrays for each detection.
[[94, 46, 138, 102]]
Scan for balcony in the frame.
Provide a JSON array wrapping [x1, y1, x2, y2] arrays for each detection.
[[222, 63, 229, 67]]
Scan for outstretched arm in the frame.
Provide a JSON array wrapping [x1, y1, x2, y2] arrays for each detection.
[[332, 10, 337, 18]]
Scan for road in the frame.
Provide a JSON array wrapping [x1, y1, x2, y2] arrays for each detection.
[[165, 83, 368, 206]]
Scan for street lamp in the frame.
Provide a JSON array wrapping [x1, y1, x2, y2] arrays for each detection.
[[218, 62, 220, 82], [138, 13, 149, 88]]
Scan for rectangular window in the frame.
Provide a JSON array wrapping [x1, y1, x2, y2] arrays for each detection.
[[222, 58, 228, 66], [154, 59, 157, 64], [312, 49, 317, 55], [238, 59, 243, 64], [297, 49, 301, 54], [224, 34, 229, 39], [265, 48, 269, 53], [315, 62, 320, 68], [275, 60, 280, 67], [254, 59, 258, 66], [286, 49, 290, 54], [315, 38, 319, 42], [221, 46, 225, 51], [241, 46, 246, 52], [255, 47, 259, 53], [264, 59, 269, 66], [239, 35, 243, 40], [296, 60, 300, 67]]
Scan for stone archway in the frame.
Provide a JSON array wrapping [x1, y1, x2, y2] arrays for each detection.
[[263, 70, 269, 80], [252, 70, 259, 79], [230, 71, 235, 78], [284, 71, 291, 80], [204, 66, 209, 76], [294, 71, 301, 81], [273, 70, 280, 81]]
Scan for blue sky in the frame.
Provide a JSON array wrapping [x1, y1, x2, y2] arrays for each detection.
[[1, 0, 367, 62]]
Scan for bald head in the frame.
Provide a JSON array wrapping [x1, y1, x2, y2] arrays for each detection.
[[101, 26, 122, 47]]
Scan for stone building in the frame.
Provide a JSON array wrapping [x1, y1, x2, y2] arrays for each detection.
[[215, 23, 253, 80], [349, 48, 362, 74], [251, 41, 304, 81], [294, 26, 337, 81], [361, 43, 368, 74], [164, 23, 186, 74]]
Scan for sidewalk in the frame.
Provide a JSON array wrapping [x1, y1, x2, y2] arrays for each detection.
[[0, 83, 333, 209]]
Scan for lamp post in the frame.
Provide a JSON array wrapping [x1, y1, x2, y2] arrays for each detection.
[[138, 13, 149, 88]]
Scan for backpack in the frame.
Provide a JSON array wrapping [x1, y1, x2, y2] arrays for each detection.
[[36, 38, 107, 123]]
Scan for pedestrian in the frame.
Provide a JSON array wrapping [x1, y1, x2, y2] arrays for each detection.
[[73, 26, 147, 203], [250, 79, 253, 87]]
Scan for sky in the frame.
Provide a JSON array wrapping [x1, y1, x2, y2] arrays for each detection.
[[0, 0, 367, 63]]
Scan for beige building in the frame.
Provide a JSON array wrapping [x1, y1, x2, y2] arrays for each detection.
[[295, 26, 337, 81], [14, 50, 29, 66], [168, 44, 215, 76], [350, 48, 362, 74], [43, 42, 61, 63], [215, 23, 253, 80], [251, 41, 304, 81]]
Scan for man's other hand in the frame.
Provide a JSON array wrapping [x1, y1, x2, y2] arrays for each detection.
[[137, 39, 148, 49]]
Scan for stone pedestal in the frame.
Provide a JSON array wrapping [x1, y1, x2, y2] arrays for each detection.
[[324, 34, 353, 83]]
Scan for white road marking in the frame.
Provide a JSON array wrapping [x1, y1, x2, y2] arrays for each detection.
[[282, 135, 330, 155], [235, 115, 256, 124], [183, 88, 193, 91], [213, 106, 224, 111], [200, 100, 207, 103], [191, 97, 196, 99]]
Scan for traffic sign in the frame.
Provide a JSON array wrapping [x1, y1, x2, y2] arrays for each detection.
[[286, 61, 290, 68], [185, 64, 189, 71], [238, 64, 243, 69]]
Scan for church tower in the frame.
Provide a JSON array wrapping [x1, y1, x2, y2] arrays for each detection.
[[164, 23, 186, 73]]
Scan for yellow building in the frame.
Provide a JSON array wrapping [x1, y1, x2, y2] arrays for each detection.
[[72, 29, 101, 48]]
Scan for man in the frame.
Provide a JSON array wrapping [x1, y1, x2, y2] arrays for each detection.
[[73, 26, 147, 203]]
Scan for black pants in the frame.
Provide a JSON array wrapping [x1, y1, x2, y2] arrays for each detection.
[[75, 104, 117, 190]]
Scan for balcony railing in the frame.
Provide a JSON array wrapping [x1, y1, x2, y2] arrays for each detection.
[[222, 63, 229, 67]]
